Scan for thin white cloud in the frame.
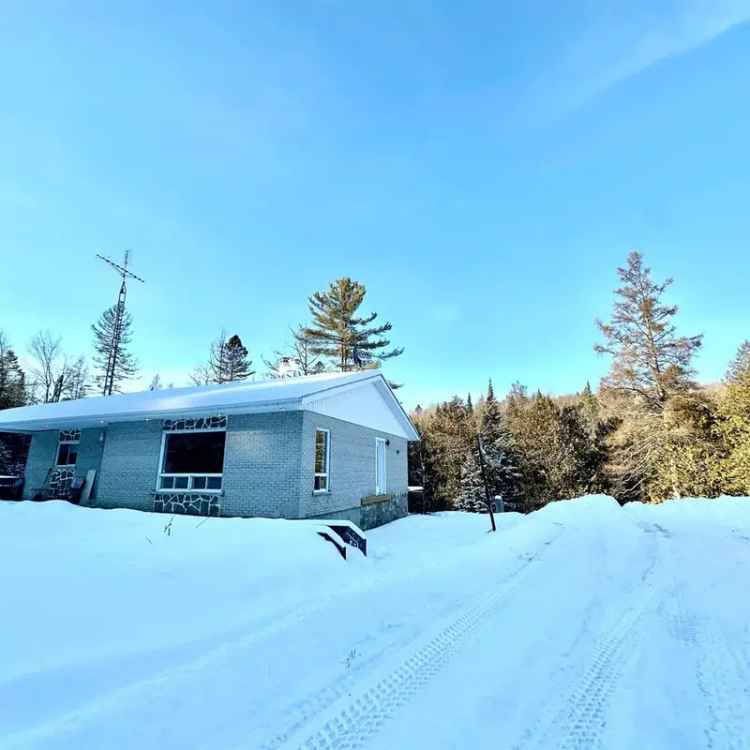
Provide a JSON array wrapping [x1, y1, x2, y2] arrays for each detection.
[[534, 0, 750, 117]]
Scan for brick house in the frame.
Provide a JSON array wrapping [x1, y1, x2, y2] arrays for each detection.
[[0, 371, 419, 530]]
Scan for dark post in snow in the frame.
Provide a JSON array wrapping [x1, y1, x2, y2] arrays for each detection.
[[476, 433, 497, 533]]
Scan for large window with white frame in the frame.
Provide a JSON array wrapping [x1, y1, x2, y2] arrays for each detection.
[[56, 429, 80, 467], [158, 430, 226, 492], [313, 428, 330, 492]]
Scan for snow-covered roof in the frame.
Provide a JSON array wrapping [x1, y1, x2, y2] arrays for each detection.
[[0, 371, 420, 440]]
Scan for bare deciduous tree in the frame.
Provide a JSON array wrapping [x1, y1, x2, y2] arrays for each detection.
[[29, 330, 64, 404], [28, 331, 89, 403]]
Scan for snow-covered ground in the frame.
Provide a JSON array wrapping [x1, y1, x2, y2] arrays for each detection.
[[1, 496, 749, 749]]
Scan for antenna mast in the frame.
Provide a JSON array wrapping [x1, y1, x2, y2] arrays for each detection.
[[96, 250, 145, 396]]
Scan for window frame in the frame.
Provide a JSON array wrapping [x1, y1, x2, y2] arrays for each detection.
[[156, 427, 226, 494], [313, 428, 330, 494], [56, 430, 80, 467], [375, 437, 387, 495]]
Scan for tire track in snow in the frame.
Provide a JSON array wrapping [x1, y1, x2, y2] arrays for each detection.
[[671, 578, 750, 749], [263, 525, 566, 750], [517, 522, 666, 750]]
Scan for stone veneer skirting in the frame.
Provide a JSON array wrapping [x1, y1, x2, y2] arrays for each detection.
[[360, 492, 408, 530], [153, 493, 221, 516]]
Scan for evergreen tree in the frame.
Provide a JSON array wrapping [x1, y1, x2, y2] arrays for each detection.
[[424, 396, 473, 509], [456, 381, 524, 513], [479, 380, 523, 505], [503, 390, 607, 509], [717, 369, 750, 494], [0, 331, 26, 409], [202, 331, 255, 384], [595, 251, 702, 410], [579, 381, 600, 436], [222, 334, 254, 382], [92, 306, 138, 394], [726, 340, 750, 383], [454, 446, 486, 512], [595, 251, 706, 502], [303, 278, 403, 374]]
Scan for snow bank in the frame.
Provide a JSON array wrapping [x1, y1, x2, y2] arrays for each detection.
[[623, 495, 750, 529], [534, 494, 622, 522], [2, 495, 749, 749], [0, 501, 356, 685]]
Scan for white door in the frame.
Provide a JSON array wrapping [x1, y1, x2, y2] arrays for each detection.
[[375, 438, 387, 495]]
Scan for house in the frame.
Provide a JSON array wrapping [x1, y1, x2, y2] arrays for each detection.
[[0, 371, 419, 530]]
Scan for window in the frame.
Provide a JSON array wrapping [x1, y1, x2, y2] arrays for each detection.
[[158, 430, 226, 492], [56, 430, 80, 467], [314, 429, 330, 492], [375, 438, 387, 495]]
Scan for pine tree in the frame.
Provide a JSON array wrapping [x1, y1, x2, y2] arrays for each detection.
[[503, 389, 608, 509], [303, 278, 403, 374], [204, 331, 255, 384], [595, 251, 702, 410], [0, 331, 26, 409], [92, 305, 138, 394], [726, 340, 750, 383], [455, 446, 486, 512], [424, 396, 473, 509], [223, 334, 254, 382], [479, 380, 523, 505], [717, 368, 750, 494], [595, 251, 706, 502], [579, 381, 600, 436]]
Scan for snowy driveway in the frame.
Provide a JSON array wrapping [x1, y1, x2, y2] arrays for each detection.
[[1, 496, 749, 749]]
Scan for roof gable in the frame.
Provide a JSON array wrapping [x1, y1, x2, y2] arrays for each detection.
[[303, 378, 416, 439]]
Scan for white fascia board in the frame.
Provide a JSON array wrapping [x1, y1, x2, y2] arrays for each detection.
[[0, 399, 302, 432], [373, 378, 420, 441]]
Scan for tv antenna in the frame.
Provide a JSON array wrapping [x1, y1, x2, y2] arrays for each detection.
[[96, 250, 145, 396]]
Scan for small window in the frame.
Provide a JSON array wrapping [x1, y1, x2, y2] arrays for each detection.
[[56, 430, 80, 467], [158, 430, 226, 492], [375, 438, 387, 495], [314, 429, 330, 492]]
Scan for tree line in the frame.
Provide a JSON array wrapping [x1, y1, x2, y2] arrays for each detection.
[[0, 276, 403, 405], [410, 251, 750, 509], [2, 253, 748, 506]]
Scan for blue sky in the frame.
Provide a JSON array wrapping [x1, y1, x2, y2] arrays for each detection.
[[2, 2, 749, 408]]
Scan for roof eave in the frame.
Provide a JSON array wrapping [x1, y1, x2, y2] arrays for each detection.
[[0, 397, 303, 433]]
